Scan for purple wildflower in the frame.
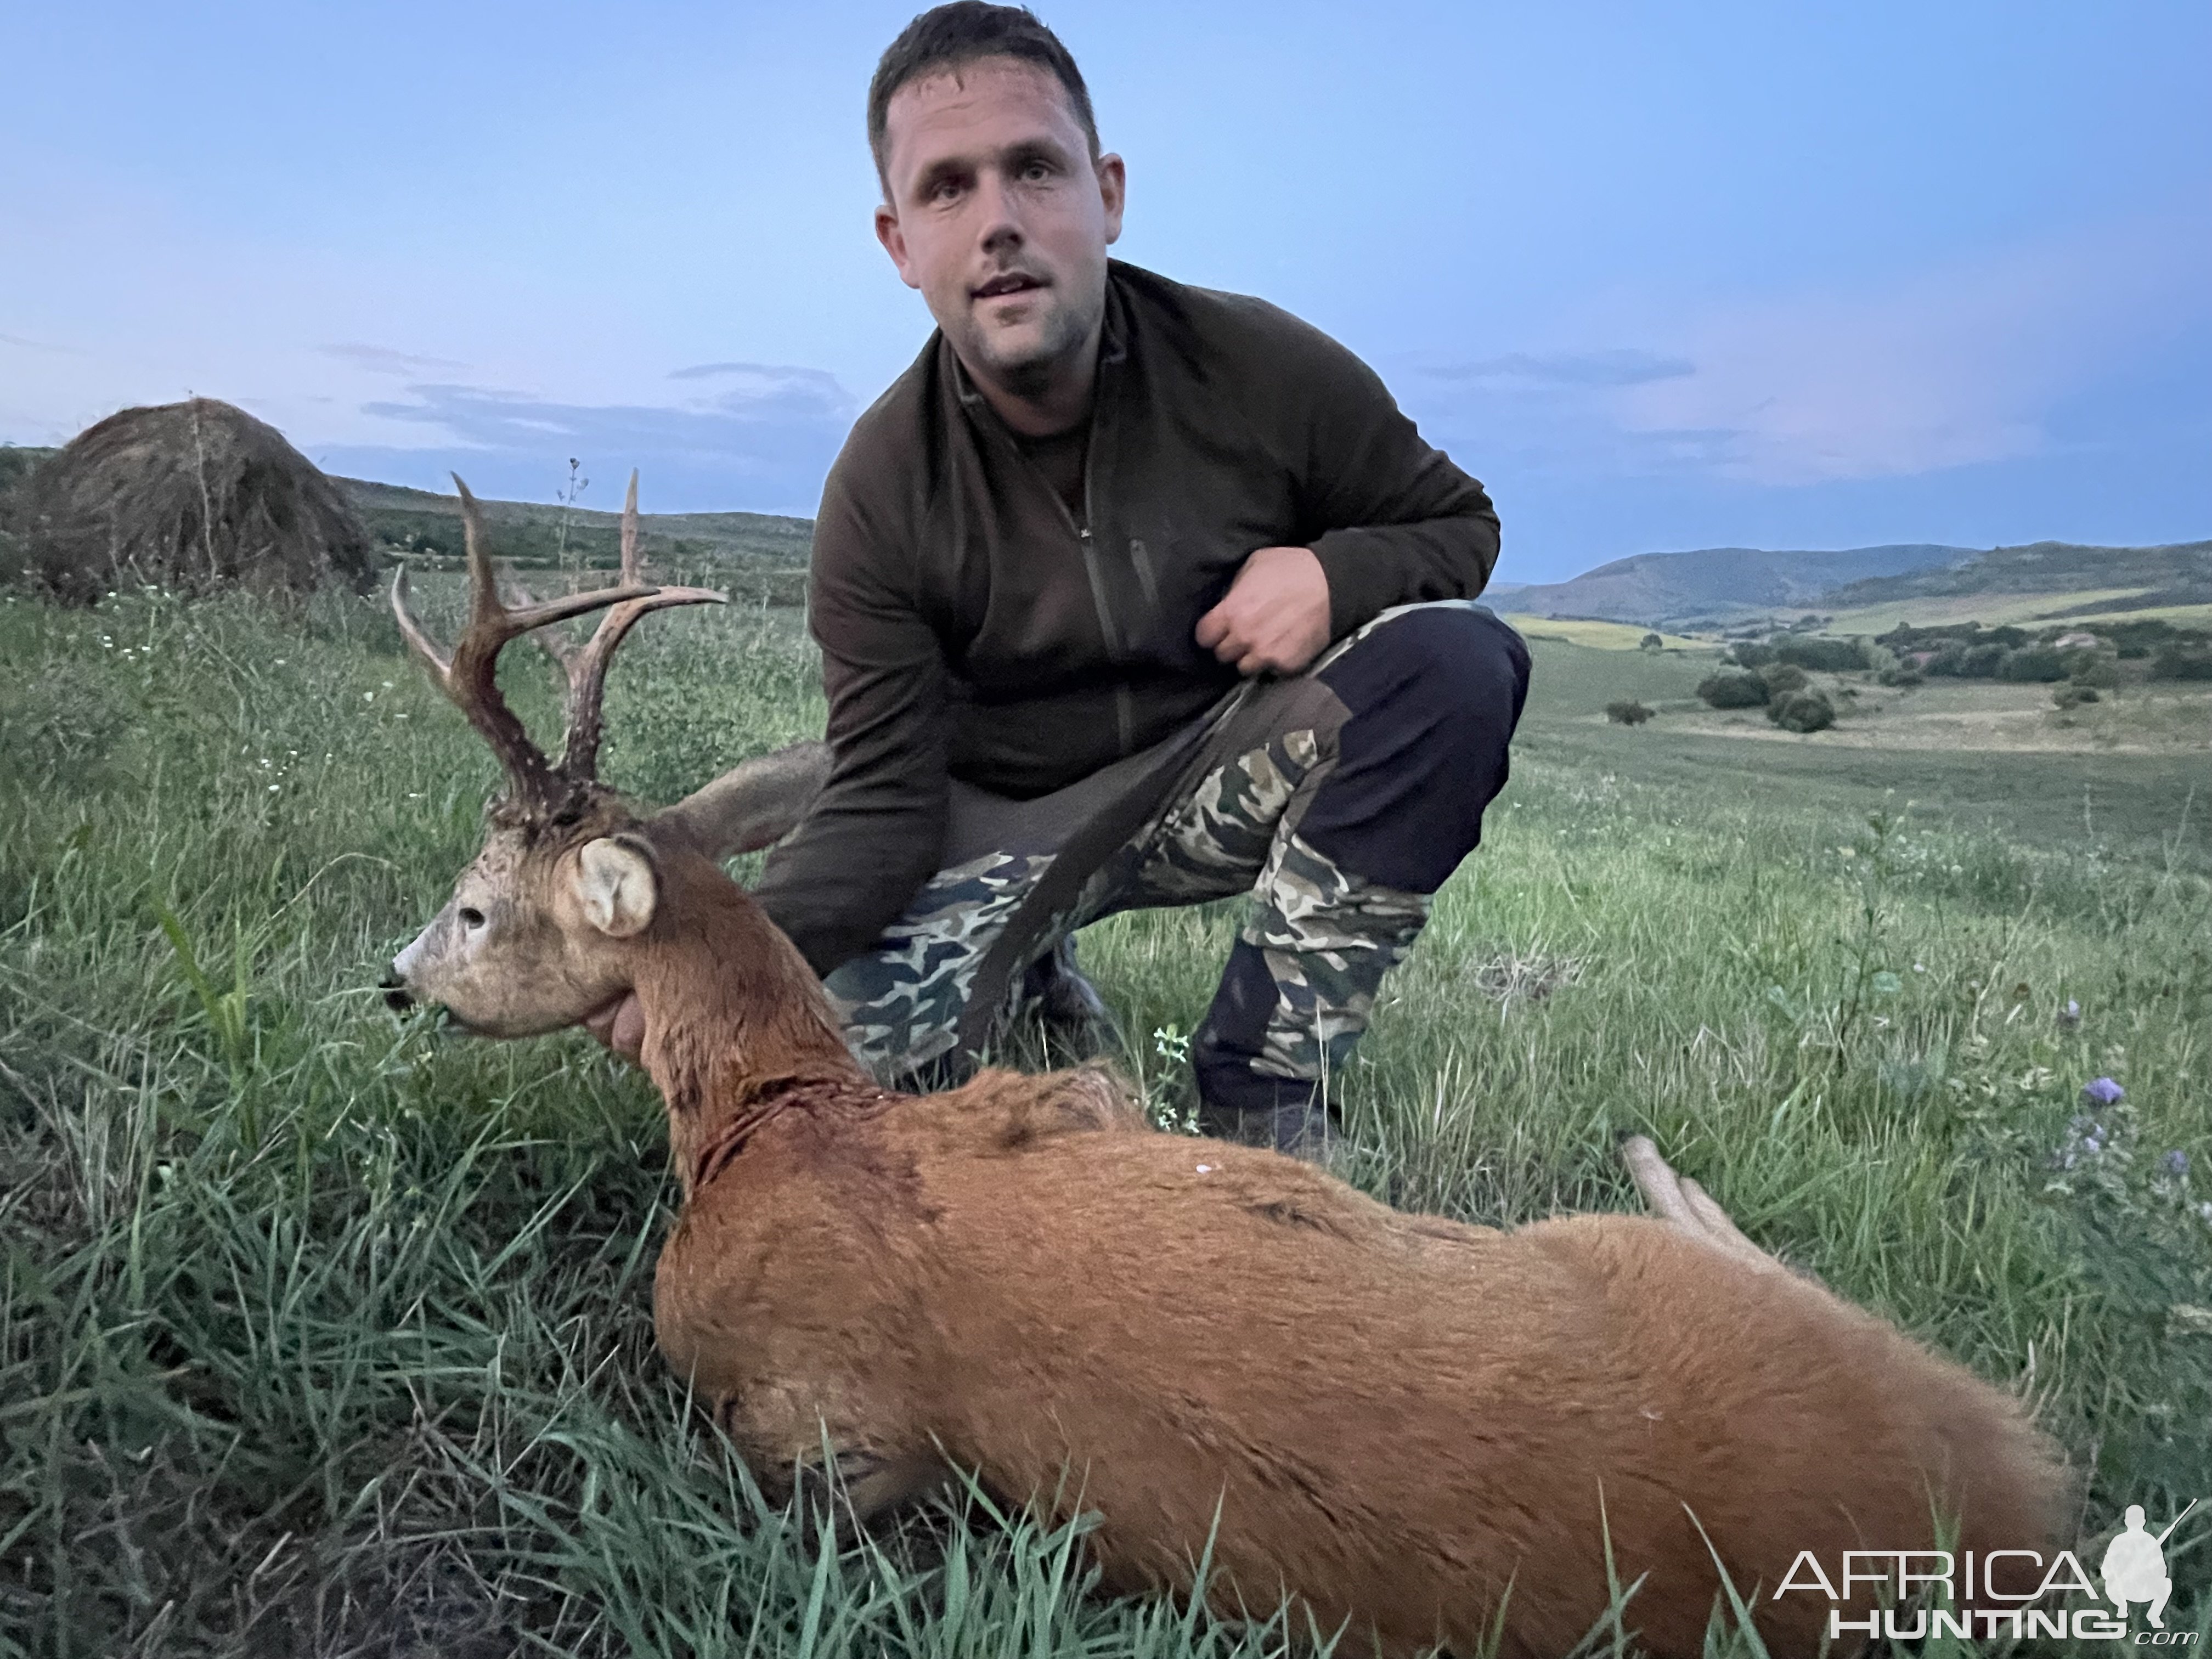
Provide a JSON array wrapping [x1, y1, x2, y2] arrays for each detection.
[[2083, 1077, 2125, 1105], [2056, 1113, 2109, 1170], [2164, 1150, 2191, 1178], [2057, 999, 2081, 1029]]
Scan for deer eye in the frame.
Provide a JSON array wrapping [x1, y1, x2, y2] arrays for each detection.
[[458, 907, 487, 930]]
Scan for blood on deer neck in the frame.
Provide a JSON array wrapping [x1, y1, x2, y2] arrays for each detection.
[[623, 848, 868, 1200]]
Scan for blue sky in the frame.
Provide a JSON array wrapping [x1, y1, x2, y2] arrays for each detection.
[[3, 1, 2207, 582]]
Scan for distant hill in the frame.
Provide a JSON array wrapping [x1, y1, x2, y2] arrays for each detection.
[[0, 445, 57, 527], [338, 476, 813, 572], [0, 444, 54, 499], [4, 449, 815, 568], [1489, 543, 1973, 629], [0, 446, 59, 568], [1820, 539, 2212, 614], [1, 448, 817, 602]]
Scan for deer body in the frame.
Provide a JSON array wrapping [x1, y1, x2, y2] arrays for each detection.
[[600, 834, 2060, 1659], [383, 476, 2066, 1659]]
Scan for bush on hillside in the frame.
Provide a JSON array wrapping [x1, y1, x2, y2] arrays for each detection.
[[1766, 689, 1836, 733], [1771, 636, 1869, 672], [1697, 670, 1770, 709], [2052, 684, 2100, 709], [2106, 618, 2203, 657], [1928, 642, 2008, 678], [1605, 699, 1654, 725], [1879, 623, 2028, 657], [1758, 662, 1810, 695], [1638, 632, 1663, 652], [1997, 646, 2069, 682], [1877, 667, 1923, 688], [2152, 642, 2212, 681], [1729, 642, 1778, 669], [2068, 656, 2119, 689]]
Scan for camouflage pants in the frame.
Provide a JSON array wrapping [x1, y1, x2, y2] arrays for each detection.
[[823, 600, 1531, 1097]]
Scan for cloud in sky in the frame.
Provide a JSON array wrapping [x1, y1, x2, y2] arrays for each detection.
[[666, 359, 839, 383], [1406, 210, 2212, 498], [1419, 349, 1697, 388], [1613, 217, 2212, 488], [319, 342, 466, 375], [320, 362, 858, 515], [0, 331, 88, 356]]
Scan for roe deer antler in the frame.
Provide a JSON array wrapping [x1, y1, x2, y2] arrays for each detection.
[[500, 470, 727, 779], [390, 473, 717, 814]]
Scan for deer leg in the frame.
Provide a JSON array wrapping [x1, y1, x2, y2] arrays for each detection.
[[770, 1442, 949, 1534], [723, 1389, 944, 1524], [836, 1446, 952, 1521], [1619, 1135, 1785, 1276]]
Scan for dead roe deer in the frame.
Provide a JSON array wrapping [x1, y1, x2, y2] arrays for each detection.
[[379, 477, 2066, 1658]]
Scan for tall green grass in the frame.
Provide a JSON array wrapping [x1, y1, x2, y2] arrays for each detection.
[[3, 586, 2208, 1655]]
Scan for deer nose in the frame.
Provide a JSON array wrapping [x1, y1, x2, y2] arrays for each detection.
[[380, 969, 414, 1012]]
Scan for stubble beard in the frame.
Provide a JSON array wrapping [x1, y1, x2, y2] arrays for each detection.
[[960, 284, 1103, 403]]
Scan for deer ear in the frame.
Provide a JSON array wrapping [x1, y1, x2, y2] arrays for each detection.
[[573, 837, 658, 938]]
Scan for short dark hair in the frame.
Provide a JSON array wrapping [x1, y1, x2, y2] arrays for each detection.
[[867, 4, 1098, 188]]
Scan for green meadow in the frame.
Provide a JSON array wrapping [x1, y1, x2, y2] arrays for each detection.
[[3, 583, 2208, 1656]]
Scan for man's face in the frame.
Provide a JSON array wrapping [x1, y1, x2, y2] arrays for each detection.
[[875, 58, 1125, 401]]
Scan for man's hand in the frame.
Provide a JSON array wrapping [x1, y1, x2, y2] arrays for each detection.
[[582, 992, 646, 1063], [1195, 545, 1332, 677]]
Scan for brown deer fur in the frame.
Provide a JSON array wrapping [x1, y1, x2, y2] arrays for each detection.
[[383, 486, 2068, 1658], [394, 808, 2067, 1659]]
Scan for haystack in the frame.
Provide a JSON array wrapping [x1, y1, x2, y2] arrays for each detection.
[[13, 398, 377, 604]]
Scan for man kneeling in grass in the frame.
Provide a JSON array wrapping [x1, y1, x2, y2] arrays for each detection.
[[602, 3, 1528, 1154]]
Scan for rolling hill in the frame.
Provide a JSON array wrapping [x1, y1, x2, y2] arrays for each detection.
[[1487, 543, 1973, 629], [11, 435, 2206, 632], [1820, 538, 2212, 614], [337, 476, 814, 572]]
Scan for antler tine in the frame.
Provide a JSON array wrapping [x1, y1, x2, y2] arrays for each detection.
[[620, 469, 641, 582], [495, 468, 644, 665], [390, 473, 665, 812], [391, 566, 453, 678], [555, 469, 726, 780], [449, 477, 660, 635], [499, 575, 582, 674]]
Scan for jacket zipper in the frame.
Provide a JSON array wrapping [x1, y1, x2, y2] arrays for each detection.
[[1042, 424, 1137, 758]]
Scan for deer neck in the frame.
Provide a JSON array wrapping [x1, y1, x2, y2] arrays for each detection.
[[625, 870, 867, 1200]]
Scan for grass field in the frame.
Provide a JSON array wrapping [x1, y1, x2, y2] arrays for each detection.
[[1818, 588, 2161, 634], [1818, 590, 2212, 635], [1495, 616, 1705, 651], [1522, 641, 2211, 876], [2061, 601, 2212, 630], [4, 586, 2210, 1656]]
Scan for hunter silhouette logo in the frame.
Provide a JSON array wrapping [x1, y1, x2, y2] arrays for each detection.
[[2105, 1501, 2196, 1631], [1772, 1498, 2202, 1644]]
